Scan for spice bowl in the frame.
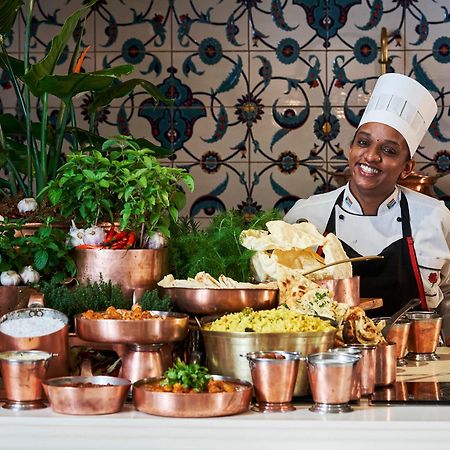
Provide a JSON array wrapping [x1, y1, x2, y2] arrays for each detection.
[[375, 342, 397, 387], [243, 351, 302, 412], [307, 352, 359, 414], [405, 311, 442, 361], [0, 350, 54, 410]]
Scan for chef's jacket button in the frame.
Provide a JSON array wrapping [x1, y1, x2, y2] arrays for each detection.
[[338, 214, 344, 220], [296, 218, 308, 224], [397, 217, 402, 222]]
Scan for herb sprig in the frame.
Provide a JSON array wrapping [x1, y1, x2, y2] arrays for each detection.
[[161, 359, 211, 392]]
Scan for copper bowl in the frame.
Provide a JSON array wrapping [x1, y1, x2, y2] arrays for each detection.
[[75, 311, 189, 344], [162, 287, 278, 315], [43, 376, 131, 415], [133, 375, 252, 417], [406, 311, 442, 354]]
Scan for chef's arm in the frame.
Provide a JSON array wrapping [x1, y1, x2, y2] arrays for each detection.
[[435, 265, 450, 345]]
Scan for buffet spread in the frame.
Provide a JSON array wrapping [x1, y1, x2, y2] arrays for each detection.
[[0, 220, 445, 425]]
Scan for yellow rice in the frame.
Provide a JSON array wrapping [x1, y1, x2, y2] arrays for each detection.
[[204, 307, 335, 333]]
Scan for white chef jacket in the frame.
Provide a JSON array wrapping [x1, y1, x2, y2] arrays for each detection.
[[284, 184, 450, 309]]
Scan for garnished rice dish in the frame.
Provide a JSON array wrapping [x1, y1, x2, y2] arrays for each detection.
[[204, 307, 335, 333]]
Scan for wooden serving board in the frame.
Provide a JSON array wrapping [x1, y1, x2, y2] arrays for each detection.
[[359, 298, 383, 311]]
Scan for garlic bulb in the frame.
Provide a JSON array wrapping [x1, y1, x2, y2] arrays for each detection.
[[146, 231, 167, 249], [0, 271, 22, 286], [83, 226, 106, 246], [17, 197, 38, 214], [68, 220, 85, 247], [19, 266, 40, 285]]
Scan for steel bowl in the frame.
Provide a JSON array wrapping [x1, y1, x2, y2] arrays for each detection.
[[201, 327, 336, 397], [133, 375, 252, 417], [75, 311, 189, 344], [162, 287, 278, 315], [43, 375, 131, 415]]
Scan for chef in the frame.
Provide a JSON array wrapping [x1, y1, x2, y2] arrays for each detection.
[[284, 73, 450, 319]]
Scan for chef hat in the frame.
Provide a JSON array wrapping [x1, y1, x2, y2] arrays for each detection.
[[358, 73, 437, 157]]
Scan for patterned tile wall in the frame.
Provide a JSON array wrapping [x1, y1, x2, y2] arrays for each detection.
[[2, 0, 450, 222]]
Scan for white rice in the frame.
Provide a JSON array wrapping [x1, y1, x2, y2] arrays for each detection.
[[0, 317, 65, 337]]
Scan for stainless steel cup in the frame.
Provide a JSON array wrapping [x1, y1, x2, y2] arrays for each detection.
[[344, 344, 377, 396], [375, 342, 397, 386], [0, 350, 53, 410], [329, 347, 362, 401], [307, 352, 359, 413], [244, 351, 301, 412]]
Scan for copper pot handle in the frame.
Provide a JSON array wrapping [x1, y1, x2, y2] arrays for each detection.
[[27, 292, 45, 308]]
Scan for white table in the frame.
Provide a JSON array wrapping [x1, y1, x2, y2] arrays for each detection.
[[2, 349, 450, 450]]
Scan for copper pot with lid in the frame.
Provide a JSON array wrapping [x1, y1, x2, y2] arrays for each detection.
[[0, 294, 69, 378]]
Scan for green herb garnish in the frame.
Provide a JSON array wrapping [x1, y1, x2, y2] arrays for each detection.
[[161, 359, 211, 392]]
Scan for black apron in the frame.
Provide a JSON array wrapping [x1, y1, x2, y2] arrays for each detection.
[[324, 191, 427, 317]]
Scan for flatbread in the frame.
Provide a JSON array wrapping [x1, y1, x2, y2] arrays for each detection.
[[276, 266, 321, 308], [239, 229, 276, 251], [273, 248, 324, 272], [266, 220, 325, 250]]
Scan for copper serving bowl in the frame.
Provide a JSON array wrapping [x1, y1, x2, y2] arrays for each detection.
[[75, 311, 189, 344], [133, 375, 252, 417], [162, 287, 278, 315], [43, 376, 131, 415]]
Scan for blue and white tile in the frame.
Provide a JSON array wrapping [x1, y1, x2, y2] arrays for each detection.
[[171, 0, 249, 52], [248, 50, 326, 108], [94, 0, 171, 53], [327, 50, 405, 107]]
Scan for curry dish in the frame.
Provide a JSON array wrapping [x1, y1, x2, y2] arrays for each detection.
[[144, 379, 237, 394], [81, 304, 163, 320]]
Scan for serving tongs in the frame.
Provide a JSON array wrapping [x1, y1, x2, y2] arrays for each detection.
[[302, 255, 384, 277]]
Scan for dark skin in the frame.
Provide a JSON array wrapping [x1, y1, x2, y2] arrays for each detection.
[[348, 122, 415, 215]]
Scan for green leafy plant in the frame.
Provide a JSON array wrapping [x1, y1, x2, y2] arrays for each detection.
[[41, 279, 131, 324], [0, 0, 170, 198], [0, 218, 75, 281], [139, 289, 173, 312], [161, 359, 211, 392], [169, 209, 283, 282], [44, 135, 194, 243]]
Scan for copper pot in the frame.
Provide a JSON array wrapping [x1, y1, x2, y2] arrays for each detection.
[[317, 277, 360, 306], [74, 248, 168, 300], [406, 311, 442, 354], [0, 350, 54, 410], [0, 297, 69, 378], [375, 342, 397, 386]]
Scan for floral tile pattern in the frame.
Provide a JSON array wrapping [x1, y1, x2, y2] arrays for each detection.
[[2, 0, 449, 217]]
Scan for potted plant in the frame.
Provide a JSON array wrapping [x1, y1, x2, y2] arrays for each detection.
[[0, 0, 169, 205], [44, 135, 194, 298]]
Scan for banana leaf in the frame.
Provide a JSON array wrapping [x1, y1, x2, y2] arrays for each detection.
[[22, 0, 97, 97], [0, 0, 23, 37], [89, 78, 172, 112]]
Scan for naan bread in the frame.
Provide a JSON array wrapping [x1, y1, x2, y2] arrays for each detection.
[[276, 266, 321, 308], [240, 229, 276, 251]]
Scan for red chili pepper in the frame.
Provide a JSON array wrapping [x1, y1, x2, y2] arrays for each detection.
[[126, 232, 135, 249], [104, 225, 116, 244], [110, 231, 128, 242]]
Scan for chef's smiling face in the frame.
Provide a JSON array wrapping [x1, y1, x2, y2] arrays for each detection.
[[349, 122, 415, 202]]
